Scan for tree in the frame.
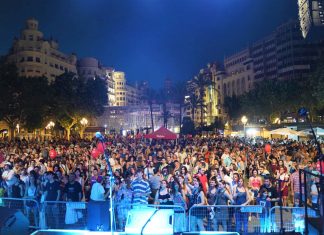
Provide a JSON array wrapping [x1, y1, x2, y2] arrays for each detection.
[[0, 59, 51, 138], [190, 72, 214, 128], [223, 95, 241, 120], [21, 76, 51, 131], [0, 60, 23, 138], [310, 57, 324, 109], [171, 81, 188, 135], [157, 89, 172, 128], [181, 117, 195, 135], [51, 73, 107, 140], [141, 88, 156, 132], [186, 93, 200, 124]]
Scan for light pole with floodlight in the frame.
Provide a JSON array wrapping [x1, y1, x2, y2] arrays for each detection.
[[80, 118, 88, 138], [241, 116, 248, 138]]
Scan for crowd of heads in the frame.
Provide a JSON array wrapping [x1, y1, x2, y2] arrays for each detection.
[[0, 135, 322, 210]]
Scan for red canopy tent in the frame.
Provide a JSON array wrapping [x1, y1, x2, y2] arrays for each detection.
[[144, 126, 178, 140]]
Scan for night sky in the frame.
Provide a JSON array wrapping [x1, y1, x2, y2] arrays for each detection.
[[0, 0, 298, 88]]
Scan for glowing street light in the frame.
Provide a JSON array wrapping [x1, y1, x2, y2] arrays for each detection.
[[80, 118, 88, 138], [45, 121, 55, 130], [241, 116, 248, 138], [80, 118, 88, 126]]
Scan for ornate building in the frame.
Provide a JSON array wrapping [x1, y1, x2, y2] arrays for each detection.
[[7, 18, 77, 81]]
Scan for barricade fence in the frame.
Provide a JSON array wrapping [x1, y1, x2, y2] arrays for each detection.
[[0, 197, 40, 229], [41, 201, 87, 230], [0, 198, 317, 234], [269, 206, 319, 233], [188, 205, 268, 233]]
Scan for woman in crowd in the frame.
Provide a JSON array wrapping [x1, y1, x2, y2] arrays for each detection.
[[154, 180, 173, 205], [189, 177, 206, 232], [249, 168, 262, 199], [233, 177, 252, 233], [212, 180, 234, 231], [276, 166, 290, 207], [24, 172, 39, 227], [170, 179, 187, 232]]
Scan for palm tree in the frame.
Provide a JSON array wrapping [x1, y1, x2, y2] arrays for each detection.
[[190, 71, 214, 128], [186, 93, 200, 125], [141, 88, 156, 132], [157, 89, 171, 128], [171, 81, 188, 134]]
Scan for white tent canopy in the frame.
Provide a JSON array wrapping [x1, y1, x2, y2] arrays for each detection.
[[270, 127, 306, 136], [298, 127, 324, 136]]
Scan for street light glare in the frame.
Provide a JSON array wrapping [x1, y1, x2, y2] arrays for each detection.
[[241, 116, 248, 125]]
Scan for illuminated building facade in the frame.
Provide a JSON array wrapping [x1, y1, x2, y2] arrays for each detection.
[[7, 18, 77, 81], [187, 20, 324, 125], [298, 0, 324, 38]]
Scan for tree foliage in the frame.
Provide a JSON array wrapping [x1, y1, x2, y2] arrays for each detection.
[[51, 73, 107, 140], [190, 72, 214, 127], [0, 59, 50, 137]]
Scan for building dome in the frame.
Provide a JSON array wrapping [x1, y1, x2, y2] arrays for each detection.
[[78, 57, 99, 68], [26, 18, 39, 30]]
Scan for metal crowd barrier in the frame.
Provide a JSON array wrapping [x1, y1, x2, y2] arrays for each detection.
[[2, 197, 321, 234], [113, 203, 187, 232], [0, 197, 40, 229], [188, 205, 267, 233], [269, 206, 319, 233], [42, 201, 87, 230]]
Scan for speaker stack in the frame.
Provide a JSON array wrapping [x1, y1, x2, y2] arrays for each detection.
[[0, 207, 29, 235]]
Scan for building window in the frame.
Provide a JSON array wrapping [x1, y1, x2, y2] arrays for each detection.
[[36, 57, 40, 63], [50, 63, 54, 67], [27, 56, 33, 62], [20, 57, 25, 62], [55, 64, 58, 69], [29, 35, 33, 41], [60, 65, 63, 70]]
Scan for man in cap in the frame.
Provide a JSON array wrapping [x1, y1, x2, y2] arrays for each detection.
[[2, 162, 15, 189]]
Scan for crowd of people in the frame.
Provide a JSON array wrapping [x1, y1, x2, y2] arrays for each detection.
[[0, 135, 322, 232]]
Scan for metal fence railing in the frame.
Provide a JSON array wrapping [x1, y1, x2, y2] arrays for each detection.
[[1, 197, 321, 234], [41, 201, 87, 230], [269, 206, 319, 233], [129, 204, 187, 233], [188, 205, 266, 233], [300, 168, 324, 234], [0, 197, 40, 229]]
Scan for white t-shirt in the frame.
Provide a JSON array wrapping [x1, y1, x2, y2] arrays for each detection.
[[2, 169, 15, 186], [90, 182, 105, 201]]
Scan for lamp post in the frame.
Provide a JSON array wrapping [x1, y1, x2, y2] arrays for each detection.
[[241, 116, 248, 138], [104, 124, 107, 135], [80, 118, 88, 138]]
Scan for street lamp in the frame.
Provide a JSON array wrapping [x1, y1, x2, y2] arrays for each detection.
[[80, 118, 88, 126], [241, 115, 248, 138], [80, 118, 88, 138], [104, 124, 107, 135], [45, 121, 55, 130]]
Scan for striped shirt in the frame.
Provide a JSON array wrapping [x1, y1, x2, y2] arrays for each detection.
[[290, 171, 303, 193], [131, 178, 151, 204]]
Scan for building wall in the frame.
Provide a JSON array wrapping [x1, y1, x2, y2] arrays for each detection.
[[188, 20, 324, 125], [7, 19, 77, 82], [113, 71, 127, 106], [97, 103, 181, 133]]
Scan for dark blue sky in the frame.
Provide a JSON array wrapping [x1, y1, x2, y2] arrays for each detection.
[[0, 0, 298, 88]]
